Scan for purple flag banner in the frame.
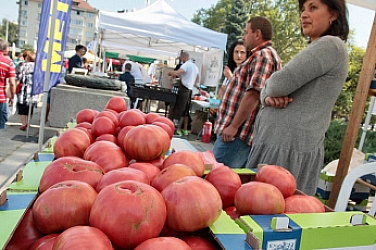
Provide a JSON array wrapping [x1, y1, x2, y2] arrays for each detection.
[[32, 0, 73, 95]]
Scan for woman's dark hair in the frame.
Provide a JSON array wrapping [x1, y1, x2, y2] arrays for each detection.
[[299, 0, 349, 41], [227, 39, 245, 72]]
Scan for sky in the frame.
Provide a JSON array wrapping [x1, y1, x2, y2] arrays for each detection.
[[0, 0, 374, 49]]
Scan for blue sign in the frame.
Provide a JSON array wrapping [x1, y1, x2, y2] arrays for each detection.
[[32, 0, 73, 95]]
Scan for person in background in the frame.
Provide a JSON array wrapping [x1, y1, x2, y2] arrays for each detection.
[[246, 0, 349, 196], [0, 39, 16, 129], [68, 45, 87, 73], [119, 63, 140, 109], [17, 51, 36, 131], [16, 50, 29, 82], [168, 51, 200, 136], [121, 58, 145, 85], [218, 39, 248, 99], [82, 57, 90, 71], [212, 16, 282, 168], [13, 53, 24, 69], [148, 60, 160, 82]]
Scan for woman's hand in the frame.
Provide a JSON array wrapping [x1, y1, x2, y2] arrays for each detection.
[[265, 96, 293, 108]]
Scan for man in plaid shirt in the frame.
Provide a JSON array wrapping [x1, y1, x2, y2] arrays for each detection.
[[213, 16, 282, 168]]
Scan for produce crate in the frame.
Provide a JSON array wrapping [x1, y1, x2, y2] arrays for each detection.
[[128, 84, 177, 104], [209, 211, 252, 250], [8, 161, 51, 192], [236, 211, 376, 249], [0, 192, 38, 248], [316, 170, 371, 200], [318, 197, 369, 212]]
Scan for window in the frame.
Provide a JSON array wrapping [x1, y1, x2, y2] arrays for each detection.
[[19, 30, 27, 37], [19, 40, 26, 46], [71, 19, 83, 26], [21, 20, 27, 26], [22, 10, 27, 17], [87, 23, 93, 28], [87, 13, 94, 18], [76, 11, 81, 15], [68, 38, 78, 44], [85, 31, 94, 38], [38, 3, 42, 8], [37, 13, 41, 20], [70, 28, 82, 36], [23, 1, 28, 6]]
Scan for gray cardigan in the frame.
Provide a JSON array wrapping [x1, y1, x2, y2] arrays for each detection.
[[247, 36, 348, 195]]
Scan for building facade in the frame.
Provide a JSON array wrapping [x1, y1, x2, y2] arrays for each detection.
[[17, 0, 99, 50]]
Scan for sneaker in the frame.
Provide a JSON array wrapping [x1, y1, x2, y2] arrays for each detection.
[[183, 130, 189, 136], [175, 130, 182, 136]]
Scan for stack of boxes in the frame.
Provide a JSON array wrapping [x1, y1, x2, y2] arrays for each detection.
[[316, 170, 373, 211], [316, 152, 376, 212]]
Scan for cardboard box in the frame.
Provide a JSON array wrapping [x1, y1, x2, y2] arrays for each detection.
[[203, 168, 256, 184], [316, 170, 370, 200], [318, 197, 368, 212], [0, 192, 38, 248], [237, 211, 376, 249], [209, 211, 252, 250], [237, 214, 302, 250]]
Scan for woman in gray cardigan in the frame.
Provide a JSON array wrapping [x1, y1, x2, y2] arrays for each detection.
[[246, 0, 349, 196]]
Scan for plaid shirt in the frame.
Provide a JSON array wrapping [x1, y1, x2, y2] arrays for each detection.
[[0, 54, 16, 103], [214, 40, 282, 145]]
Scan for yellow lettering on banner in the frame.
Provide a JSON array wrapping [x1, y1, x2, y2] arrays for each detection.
[[42, 41, 62, 72], [57, 1, 69, 12], [42, 0, 68, 73]]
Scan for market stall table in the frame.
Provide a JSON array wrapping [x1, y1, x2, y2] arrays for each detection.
[[128, 84, 178, 116]]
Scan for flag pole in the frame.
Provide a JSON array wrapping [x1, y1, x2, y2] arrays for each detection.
[[38, 0, 58, 152]]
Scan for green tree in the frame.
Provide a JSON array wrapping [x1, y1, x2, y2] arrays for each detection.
[[0, 19, 18, 45], [21, 44, 35, 53], [223, 0, 249, 50], [192, 0, 306, 63], [332, 40, 365, 120]]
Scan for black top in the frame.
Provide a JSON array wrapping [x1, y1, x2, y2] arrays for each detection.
[[68, 54, 83, 73], [119, 72, 135, 96]]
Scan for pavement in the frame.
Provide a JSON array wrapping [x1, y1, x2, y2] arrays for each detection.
[[0, 104, 61, 193], [0, 103, 214, 193]]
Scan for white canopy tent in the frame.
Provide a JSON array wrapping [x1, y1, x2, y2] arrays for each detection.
[[328, 0, 376, 207], [97, 0, 227, 87], [347, 0, 376, 10], [98, 0, 227, 57]]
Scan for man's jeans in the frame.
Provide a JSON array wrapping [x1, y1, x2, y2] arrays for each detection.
[[212, 134, 251, 168], [0, 102, 8, 129]]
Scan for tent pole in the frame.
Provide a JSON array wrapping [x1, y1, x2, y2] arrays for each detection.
[[328, 11, 376, 208]]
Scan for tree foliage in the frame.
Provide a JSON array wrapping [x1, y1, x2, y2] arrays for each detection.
[[192, 0, 367, 121], [223, 0, 249, 50], [0, 19, 18, 45], [21, 44, 35, 53], [191, 0, 371, 157], [192, 0, 306, 63]]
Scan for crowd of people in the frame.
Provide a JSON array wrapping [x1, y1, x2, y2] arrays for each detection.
[[0, 0, 351, 196]]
